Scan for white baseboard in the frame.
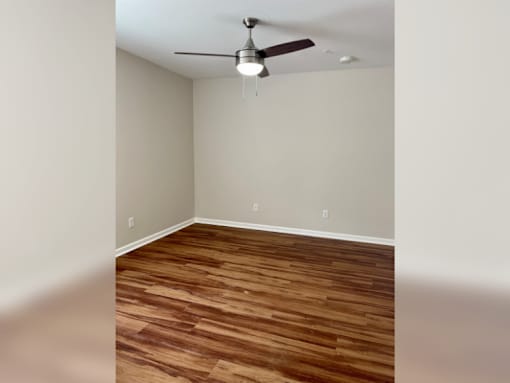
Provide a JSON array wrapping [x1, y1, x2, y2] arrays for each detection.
[[116, 217, 393, 257], [115, 218, 195, 257], [195, 217, 394, 246]]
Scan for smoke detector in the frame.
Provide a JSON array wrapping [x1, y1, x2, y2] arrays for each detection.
[[339, 55, 357, 64]]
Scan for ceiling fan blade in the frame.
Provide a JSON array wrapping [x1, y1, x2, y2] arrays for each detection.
[[258, 39, 315, 58], [258, 66, 270, 78], [174, 52, 235, 58]]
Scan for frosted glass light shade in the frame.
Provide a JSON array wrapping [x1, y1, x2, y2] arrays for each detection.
[[236, 62, 264, 76]]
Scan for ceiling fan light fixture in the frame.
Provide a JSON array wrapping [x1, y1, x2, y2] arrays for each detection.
[[236, 49, 264, 76], [237, 62, 264, 76]]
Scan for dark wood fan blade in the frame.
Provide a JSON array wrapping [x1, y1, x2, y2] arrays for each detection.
[[174, 52, 235, 58], [258, 66, 270, 78], [258, 39, 315, 58]]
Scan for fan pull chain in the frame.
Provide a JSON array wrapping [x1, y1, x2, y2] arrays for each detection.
[[255, 75, 258, 97], [242, 75, 246, 99]]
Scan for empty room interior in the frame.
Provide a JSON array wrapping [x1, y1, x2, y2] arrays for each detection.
[[5, 1, 510, 382], [116, 1, 394, 382]]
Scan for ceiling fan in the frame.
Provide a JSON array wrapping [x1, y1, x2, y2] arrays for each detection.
[[174, 17, 315, 78]]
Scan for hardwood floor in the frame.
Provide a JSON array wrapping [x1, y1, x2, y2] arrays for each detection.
[[116, 224, 394, 382]]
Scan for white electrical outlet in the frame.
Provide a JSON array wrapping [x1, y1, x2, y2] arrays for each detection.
[[252, 203, 259, 212], [128, 217, 135, 229], [322, 209, 329, 219]]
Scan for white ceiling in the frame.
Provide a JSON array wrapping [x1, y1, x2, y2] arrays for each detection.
[[116, 0, 394, 79]]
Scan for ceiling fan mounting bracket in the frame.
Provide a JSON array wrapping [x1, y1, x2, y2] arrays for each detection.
[[242, 17, 259, 29]]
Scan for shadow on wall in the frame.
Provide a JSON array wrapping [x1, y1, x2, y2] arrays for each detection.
[[397, 279, 510, 383], [0, 268, 115, 383]]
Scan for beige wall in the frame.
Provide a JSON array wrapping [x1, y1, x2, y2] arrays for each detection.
[[194, 67, 394, 239], [116, 49, 194, 247], [396, 2, 510, 382], [395, 0, 510, 291], [0, 0, 115, 310]]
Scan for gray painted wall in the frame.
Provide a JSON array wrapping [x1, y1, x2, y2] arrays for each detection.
[[193, 68, 394, 239], [116, 49, 195, 247]]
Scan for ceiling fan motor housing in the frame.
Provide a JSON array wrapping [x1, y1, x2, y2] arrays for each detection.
[[235, 49, 264, 68]]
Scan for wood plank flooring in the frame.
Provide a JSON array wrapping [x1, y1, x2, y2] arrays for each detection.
[[116, 224, 394, 382]]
